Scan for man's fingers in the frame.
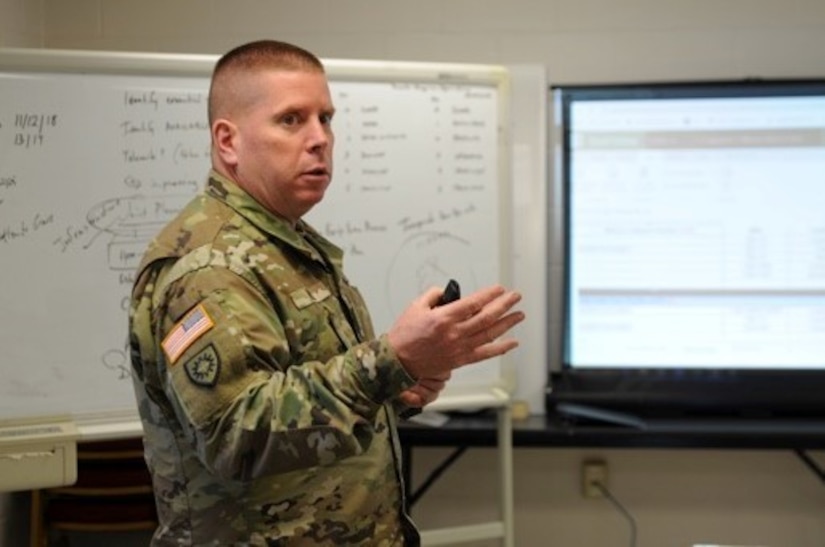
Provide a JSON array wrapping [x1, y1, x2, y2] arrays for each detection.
[[388, 283, 525, 381], [453, 337, 521, 369], [399, 391, 423, 408], [440, 284, 506, 319], [400, 375, 449, 408], [460, 290, 522, 332], [481, 310, 525, 343]]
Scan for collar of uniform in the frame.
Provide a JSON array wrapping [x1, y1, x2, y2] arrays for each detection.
[[205, 170, 344, 268]]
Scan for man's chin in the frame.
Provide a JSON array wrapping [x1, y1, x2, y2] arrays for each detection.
[[297, 193, 327, 217]]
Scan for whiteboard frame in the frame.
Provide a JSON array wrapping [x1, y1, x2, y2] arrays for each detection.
[[0, 47, 513, 439]]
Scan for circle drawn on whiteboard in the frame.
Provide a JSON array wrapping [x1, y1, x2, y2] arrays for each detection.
[[385, 231, 478, 319]]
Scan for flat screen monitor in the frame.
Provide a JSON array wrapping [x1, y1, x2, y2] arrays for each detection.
[[547, 79, 825, 418]]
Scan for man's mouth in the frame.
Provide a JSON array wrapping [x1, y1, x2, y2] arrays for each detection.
[[304, 167, 328, 177]]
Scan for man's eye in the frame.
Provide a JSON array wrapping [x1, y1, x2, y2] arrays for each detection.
[[320, 113, 334, 125], [281, 114, 299, 126]]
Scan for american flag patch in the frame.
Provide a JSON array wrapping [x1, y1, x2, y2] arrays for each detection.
[[162, 304, 214, 364]]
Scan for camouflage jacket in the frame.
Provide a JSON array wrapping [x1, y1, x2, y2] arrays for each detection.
[[129, 171, 420, 546]]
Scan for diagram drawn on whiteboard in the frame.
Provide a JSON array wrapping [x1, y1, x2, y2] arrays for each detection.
[[384, 230, 479, 323]]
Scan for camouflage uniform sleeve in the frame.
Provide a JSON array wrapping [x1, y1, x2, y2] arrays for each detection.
[[155, 264, 416, 483]]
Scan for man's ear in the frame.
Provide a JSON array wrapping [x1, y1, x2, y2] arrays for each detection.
[[212, 119, 239, 167]]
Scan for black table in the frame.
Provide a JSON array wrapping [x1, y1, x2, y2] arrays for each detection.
[[399, 410, 825, 450], [398, 409, 825, 509]]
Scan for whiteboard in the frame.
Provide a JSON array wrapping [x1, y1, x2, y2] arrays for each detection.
[[0, 48, 512, 435]]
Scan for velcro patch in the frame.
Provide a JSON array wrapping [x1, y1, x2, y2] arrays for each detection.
[[162, 304, 214, 364], [183, 344, 221, 387], [290, 285, 332, 309]]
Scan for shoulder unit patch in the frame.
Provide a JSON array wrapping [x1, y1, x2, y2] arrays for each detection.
[[183, 344, 221, 387]]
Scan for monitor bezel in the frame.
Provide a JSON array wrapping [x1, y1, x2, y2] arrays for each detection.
[[548, 78, 825, 418]]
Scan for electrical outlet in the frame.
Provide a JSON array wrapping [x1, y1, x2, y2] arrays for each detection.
[[581, 459, 608, 498]]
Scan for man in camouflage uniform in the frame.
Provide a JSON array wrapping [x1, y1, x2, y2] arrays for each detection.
[[129, 40, 524, 546]]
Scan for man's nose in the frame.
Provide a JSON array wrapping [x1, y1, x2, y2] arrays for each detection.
[[306, 120, 331, 151]]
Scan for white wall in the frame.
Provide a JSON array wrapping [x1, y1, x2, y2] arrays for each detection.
[[40, 0, 825, 81], [3, 1, 825, 545], [413, 447, 825, 547], [0, 0, 43, 47]]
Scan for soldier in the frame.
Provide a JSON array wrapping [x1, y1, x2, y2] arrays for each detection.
[[129, 39, 524, 546]]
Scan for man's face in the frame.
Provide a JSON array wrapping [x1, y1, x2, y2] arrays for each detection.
[[223, 69, 335, 223]]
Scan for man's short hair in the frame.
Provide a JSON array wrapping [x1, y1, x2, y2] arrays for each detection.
[[208, 40, 325, 125]]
